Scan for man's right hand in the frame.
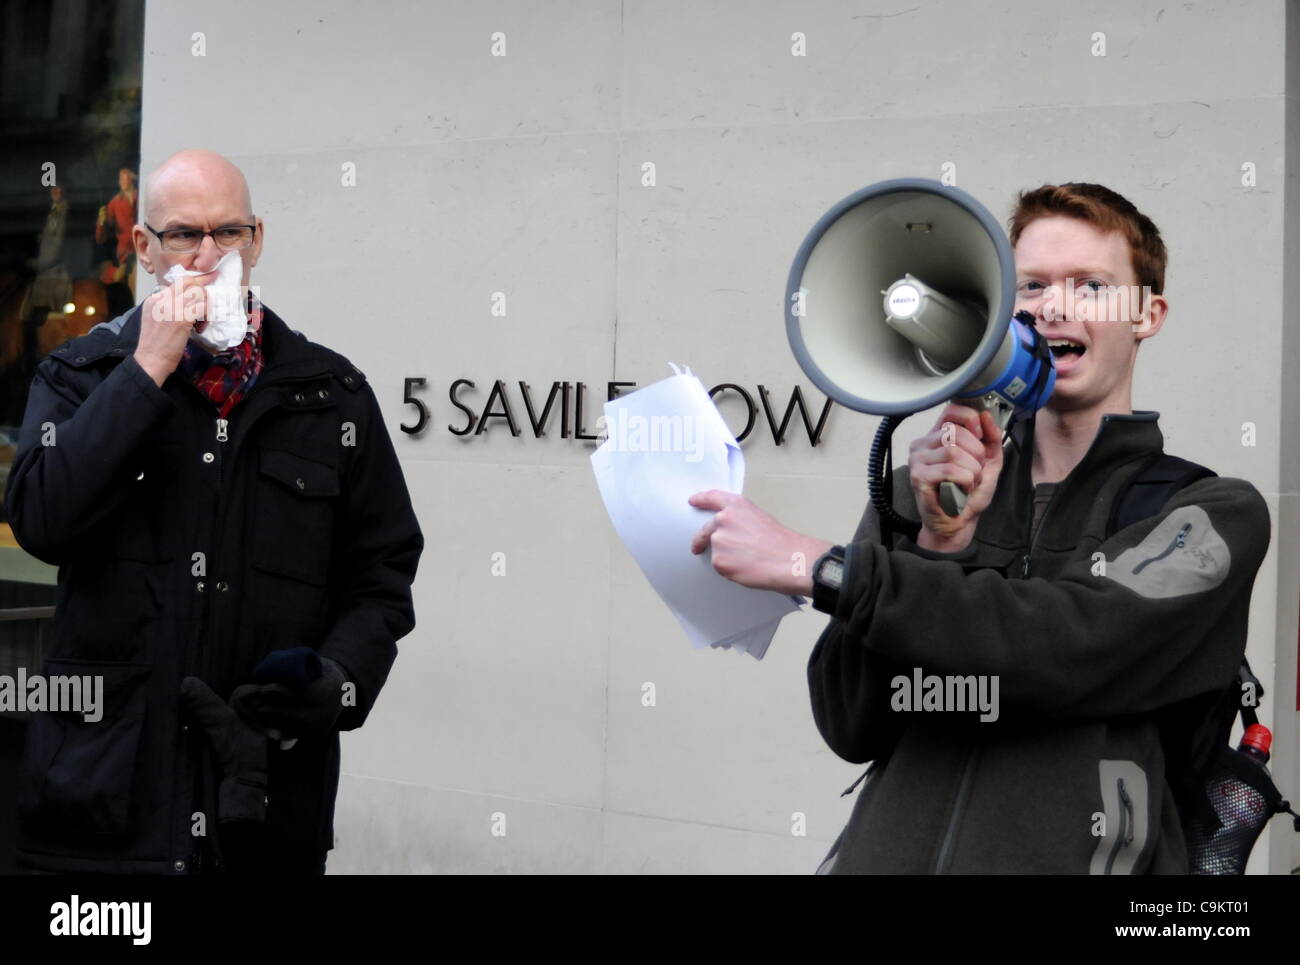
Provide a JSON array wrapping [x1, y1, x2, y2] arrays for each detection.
[[907, 403, 1004, 552], [134, 273, 214, 387], [180, 676, 268, 826]]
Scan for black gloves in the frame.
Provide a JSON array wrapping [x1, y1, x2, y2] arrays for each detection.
[[180, 676, 268, 825], [180, 649, 349, 829], [230, 649, 350, 742]]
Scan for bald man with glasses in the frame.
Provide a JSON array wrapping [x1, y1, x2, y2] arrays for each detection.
[[5, 148, 424, 875]]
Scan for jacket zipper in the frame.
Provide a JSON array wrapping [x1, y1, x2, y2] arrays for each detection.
[[200, 370, 330, 617], [1022, 483, 1061, 577], [934, 744, 981, 873], [1103, 777, 1134, 875], [1132, 522, 1191, 574], [174, 366, 328, 682], [170, 377, 219, 682], [938, 434, 1034, 868], [151, 323, 339, 868], [172, 377, 246, 674]]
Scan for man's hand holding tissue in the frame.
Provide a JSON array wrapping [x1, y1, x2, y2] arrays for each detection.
[[689, 491, 832, 596], [135, 271, 215, 387]]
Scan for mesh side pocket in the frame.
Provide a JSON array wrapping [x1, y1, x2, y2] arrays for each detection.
[[1184, 745, 1284, 875]]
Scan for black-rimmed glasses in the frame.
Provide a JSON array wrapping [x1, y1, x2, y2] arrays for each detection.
[[146, 222, 257, 253]]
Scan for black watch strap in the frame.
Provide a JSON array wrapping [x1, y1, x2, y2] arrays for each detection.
[[812, 545, 846, 615]]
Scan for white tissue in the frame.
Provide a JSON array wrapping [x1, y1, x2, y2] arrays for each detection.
[[163, 250, 249, 353]]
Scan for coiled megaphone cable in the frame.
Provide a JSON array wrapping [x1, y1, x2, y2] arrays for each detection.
[[869, 414, 922, 546]]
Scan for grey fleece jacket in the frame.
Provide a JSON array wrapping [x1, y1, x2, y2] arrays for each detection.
[[808, 411, 1271, 874]]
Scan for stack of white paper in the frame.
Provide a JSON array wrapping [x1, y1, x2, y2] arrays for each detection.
[[591, 364, 802, 660]]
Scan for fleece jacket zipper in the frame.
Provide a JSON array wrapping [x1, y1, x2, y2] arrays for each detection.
[[939, 444, 1041, 870], [934, 744, 981, 873], [1021, 478, 1063, 578]]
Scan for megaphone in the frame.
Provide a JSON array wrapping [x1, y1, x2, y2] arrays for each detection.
[[785, 178, 1056, 522]]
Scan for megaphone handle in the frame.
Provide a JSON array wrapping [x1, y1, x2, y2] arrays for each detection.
[[939, 481, 966, 517], [933, 392, 1015, 518]]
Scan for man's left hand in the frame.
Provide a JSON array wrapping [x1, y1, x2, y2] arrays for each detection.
[[688, 490, 833, 596], [231, 657, 349, 742]]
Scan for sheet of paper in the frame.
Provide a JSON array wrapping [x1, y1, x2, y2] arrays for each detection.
[[591, 364, 802, 660]]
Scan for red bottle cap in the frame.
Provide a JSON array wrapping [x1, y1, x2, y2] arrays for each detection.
[[1242, 723, 1272, 755]]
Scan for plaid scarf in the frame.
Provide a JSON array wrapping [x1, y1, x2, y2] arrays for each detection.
[[178, 297, 266, 418]]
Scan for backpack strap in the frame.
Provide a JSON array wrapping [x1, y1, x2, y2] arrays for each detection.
[[1106, 453, 1217, 540], [1236, 659, 1262, 729]]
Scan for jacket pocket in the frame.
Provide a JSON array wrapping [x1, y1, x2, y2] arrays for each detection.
[[54, 558, 166, 663], [17, 659, 151, 836], [252, 447, 340, 587], [1089, 760, 1150, 875]]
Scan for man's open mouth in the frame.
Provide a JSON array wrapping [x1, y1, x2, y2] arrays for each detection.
[[1047, 338, 1086, 359]]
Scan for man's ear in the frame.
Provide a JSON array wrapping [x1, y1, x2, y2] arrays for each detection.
[[1132, 291, 1167, 343], [132, 223, 154, 275], [248, 216, 264, 268]]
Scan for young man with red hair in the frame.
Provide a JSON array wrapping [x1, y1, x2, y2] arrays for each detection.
[[690, 183, 1271, 874]]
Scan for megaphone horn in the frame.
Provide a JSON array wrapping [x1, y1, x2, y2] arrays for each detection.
[[785, 178, 1056, 521]]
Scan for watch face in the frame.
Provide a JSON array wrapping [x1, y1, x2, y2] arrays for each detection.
[[820, 558, 844, 589]]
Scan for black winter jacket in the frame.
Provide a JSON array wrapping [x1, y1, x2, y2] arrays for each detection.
[[808, 412, 1270, 874], [4, 303, 423, 873]]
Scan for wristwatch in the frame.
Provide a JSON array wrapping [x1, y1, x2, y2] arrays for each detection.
[[812, 545, 847, 615]]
